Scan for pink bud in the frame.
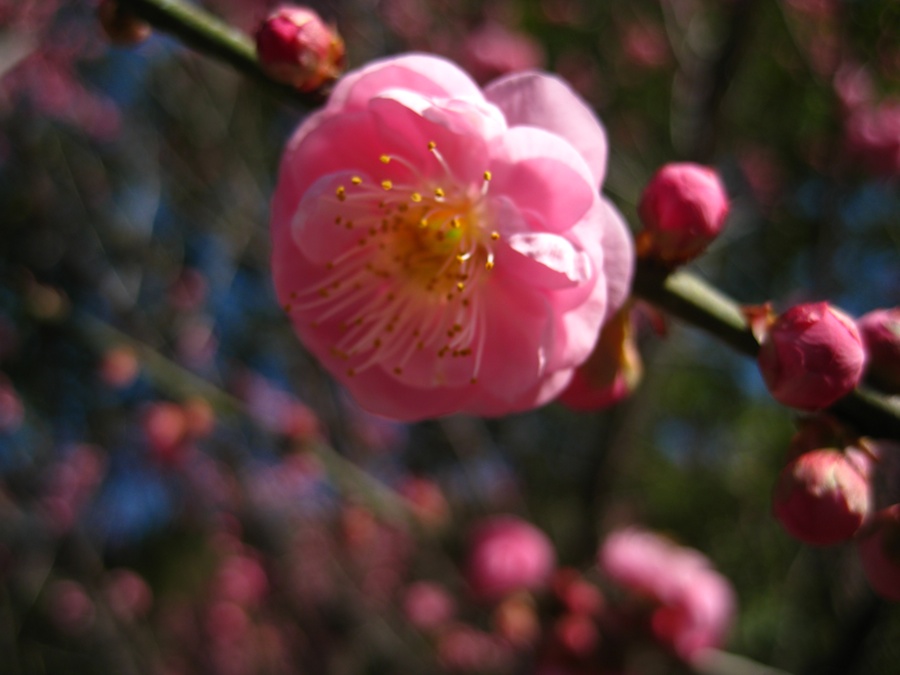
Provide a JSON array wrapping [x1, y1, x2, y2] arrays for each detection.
[[636, 163, 730, 266], [773, 449, 871, 545], [553, 612, 599, 657], [757, 302, 866, 410], [465, 515, 556, 602], [858, 308, 900, 394], [857, 505, 900, 601], [255, 6, 345, 92]]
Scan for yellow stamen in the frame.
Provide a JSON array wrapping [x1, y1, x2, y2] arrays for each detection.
[[381, 180, 393, 191]]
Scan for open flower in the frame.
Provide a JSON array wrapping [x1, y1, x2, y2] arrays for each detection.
[[271, 53, 633, 420]]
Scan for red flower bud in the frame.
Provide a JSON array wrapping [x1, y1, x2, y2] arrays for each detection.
[[772, 448, 871, 546], [758, 302, 866, 411], [858, 307, 900, 394], [636, 163, 730, 266], [857, 504, 900, 601], [255, 6, 345, 92]]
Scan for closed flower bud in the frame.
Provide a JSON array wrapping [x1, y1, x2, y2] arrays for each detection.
[[465, 515, 556, 602], [857, 504, 900, 602], [255, 6, 345, 92], [772, 448, 871, 546], [758, 302, 866, 411], [858, 308, 900, 394], [636, 163, 730, 266]]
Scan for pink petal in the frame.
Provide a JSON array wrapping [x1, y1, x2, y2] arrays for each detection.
[[501, 232, 592, 289], [484, 72, 608, 186], [338, 367, 471, 421], [598, 198, 635, 320], [329, 53, 485, 112], [488, 127, 595, 233]]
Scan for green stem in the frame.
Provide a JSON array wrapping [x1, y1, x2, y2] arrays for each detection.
[[116, 0, 320, 107]]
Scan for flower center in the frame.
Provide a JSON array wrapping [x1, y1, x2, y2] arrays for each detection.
[[286, 141, 501, 385]]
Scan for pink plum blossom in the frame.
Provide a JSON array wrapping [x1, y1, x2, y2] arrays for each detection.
[[598, 527, 736, 662], [772, 448, 872, 546], [271, 53, 633, 421], [757, 302, 866, 411], [464, 515, 556, 602], [858, 307, 900, 394], [636, 163, 730, 266]]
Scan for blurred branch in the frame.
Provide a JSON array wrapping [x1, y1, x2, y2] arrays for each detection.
[[115, 0, 321, 108], [74, 313, 420, 531], [632, 261, 900, 441]]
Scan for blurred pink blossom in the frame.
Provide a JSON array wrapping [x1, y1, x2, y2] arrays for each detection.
[[402, 580, 457, 631], [598, 527, 736, 661], [271, 53, 633, 421], [460, 22, 545, 84], [843, 101, 900, 177], [465, 514, 556, 602]]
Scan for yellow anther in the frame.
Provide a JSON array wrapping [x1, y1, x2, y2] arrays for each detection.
[[336, 185, 346, 201], [380, 155, 391, 164], [428, 141, 437, 151], [410, 192, 423, 203], [381, 180, 393, 191], [485, 260, 495, 270], [483, 170, 492, 181], [351, 176, 362, 185], [456, 282, 465, 291], [419, 218, 429, 227], [451, 218, 462, 229], [434, 187, 445, 198], [490, 231, 500, 240]]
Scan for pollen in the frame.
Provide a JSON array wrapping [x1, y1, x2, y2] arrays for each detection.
[[434, 187, 445, 198], [427, 141, 437, 151], [381, 180, 393, 191], [380, 154, 391, 164], [410, 192, 423, 203], [336, 185, 346, 201], [351, 176, 362, 185], [483, 170, 492, 181], [491, 231, 500, 240]]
